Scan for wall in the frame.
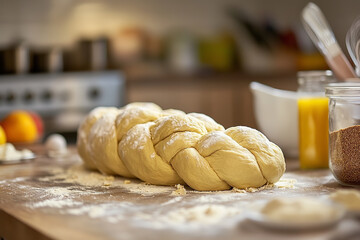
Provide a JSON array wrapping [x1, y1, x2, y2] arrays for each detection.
[[0, 0, 358, 51]]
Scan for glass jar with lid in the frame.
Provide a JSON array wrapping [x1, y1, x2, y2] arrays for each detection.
[[297, 70, 336, 169], [326, 83, 360, 186]]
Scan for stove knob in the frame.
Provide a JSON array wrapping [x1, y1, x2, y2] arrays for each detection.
[[41, 90, 52, 102], [23, 91, 34, 103], [88, 87, 100, 100], [6, 92, 16, 104]]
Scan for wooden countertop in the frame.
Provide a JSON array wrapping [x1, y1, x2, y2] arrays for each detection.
[[0, 145, 359, 240]]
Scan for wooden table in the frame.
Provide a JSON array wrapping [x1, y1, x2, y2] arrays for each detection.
[[0, 146, 359, 240]]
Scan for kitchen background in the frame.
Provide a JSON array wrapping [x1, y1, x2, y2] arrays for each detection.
[[0, 0, 358, 142]]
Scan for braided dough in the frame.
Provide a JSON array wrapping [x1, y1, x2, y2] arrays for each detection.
[[77, 102, 285, 191]]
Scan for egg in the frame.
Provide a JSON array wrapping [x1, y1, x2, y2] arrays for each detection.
[[45, 134, 67, 157]]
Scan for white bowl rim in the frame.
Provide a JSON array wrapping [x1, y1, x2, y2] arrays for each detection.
[[250, 82, 299, 99]]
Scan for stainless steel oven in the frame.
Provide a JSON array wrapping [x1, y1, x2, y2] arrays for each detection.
[[0, 71, 125, 140]]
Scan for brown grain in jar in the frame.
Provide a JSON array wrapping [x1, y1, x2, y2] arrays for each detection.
[[326, 82, 360, 186], [329, 125, 360, 185]]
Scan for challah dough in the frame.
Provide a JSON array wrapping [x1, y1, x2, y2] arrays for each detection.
[[77, 102, 285, 191], [77, 107, 118, 169]]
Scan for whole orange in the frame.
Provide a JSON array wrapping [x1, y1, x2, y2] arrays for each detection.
[[0, 126, 6, 144], [28, 111, 44, 139], [0, 110, 38, 143]]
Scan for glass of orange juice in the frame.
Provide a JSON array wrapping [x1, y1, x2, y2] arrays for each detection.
[[297, 71, 336, 169]]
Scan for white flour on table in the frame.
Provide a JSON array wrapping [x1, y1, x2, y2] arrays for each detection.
[[0, 162, 297, 232], [40, 164, 175, 196]]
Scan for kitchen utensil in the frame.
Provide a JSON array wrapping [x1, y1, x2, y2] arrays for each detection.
[[346, 17, 360, 76], [301, 2, 356, 81]]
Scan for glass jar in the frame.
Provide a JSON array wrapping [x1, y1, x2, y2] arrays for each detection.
[[297, 71, 336, 169], [326, 83, 360, 186]]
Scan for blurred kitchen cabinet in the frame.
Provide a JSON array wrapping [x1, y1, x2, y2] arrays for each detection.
[[234, 81, 255, 128], [126, 73, 297, 129], [127, 82, 205, 114], [126, 79, 236, 128], [201, 84, 235, 128]]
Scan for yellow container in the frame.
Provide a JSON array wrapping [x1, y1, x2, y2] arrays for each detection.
[[298, 97, 329, 169]]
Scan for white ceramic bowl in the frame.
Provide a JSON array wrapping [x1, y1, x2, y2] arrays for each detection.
[[250, 82, 300, 158]]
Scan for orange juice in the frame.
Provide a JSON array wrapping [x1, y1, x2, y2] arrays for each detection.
[[298, 97, 329, 169]]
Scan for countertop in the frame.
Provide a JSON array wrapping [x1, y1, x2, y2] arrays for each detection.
[[0, 145, 359, 240]]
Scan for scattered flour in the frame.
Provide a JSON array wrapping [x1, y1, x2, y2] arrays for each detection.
[[161, 197, 183, 206], [26, 185, 99, 209], [0, 164, 304, 233], [67, 205, 106, 218], [164, 204, 241, 224], [135, 204, 244, 230], [193, 194, 241, 203], [32, 199, 82, 208], [46, 187, 86, 196], [24, 165, 249, 228], [39, 164, 174, 196], [65, 202, 135, 221], [9, 177, 29, 183]]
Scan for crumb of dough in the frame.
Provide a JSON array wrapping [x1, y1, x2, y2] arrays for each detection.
[[245, 187, 259, 193], [330, 189, 360, 211], [232, 183, 275, 193], [102, 176, 114, 186], [103, 181, 112, 186], [103, 182, 112, 187], [231, 188, 246, 193], [124, 180, 131, 184], [171, 184, 186, 196]]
